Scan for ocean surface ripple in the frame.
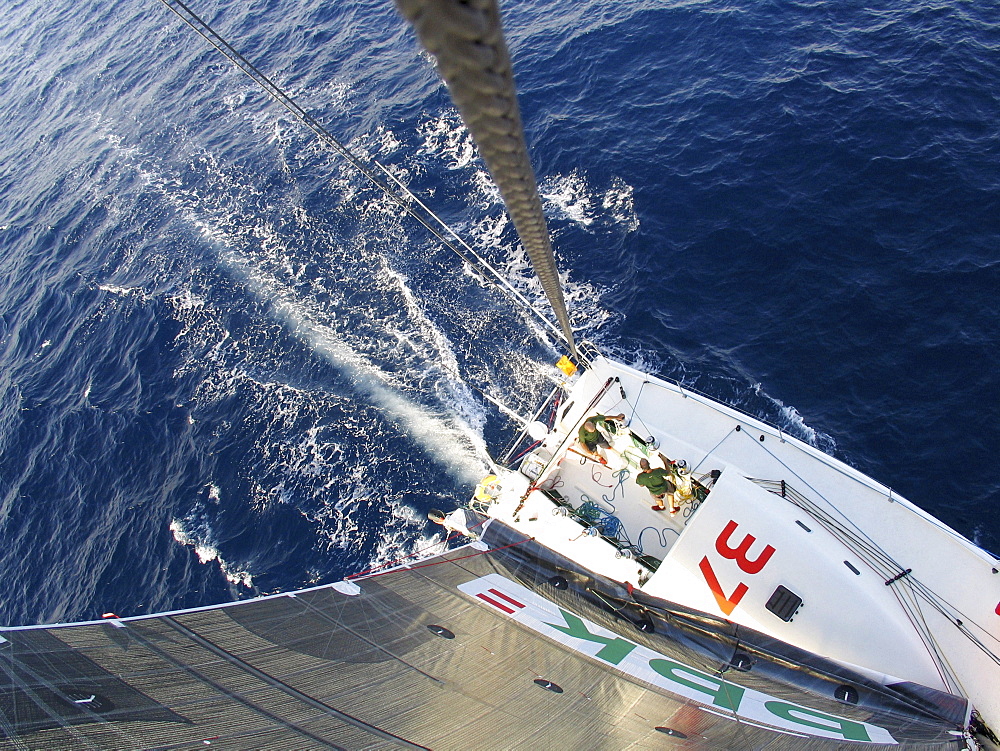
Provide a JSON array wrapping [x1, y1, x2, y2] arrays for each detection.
[[0, 0, 996, 625]]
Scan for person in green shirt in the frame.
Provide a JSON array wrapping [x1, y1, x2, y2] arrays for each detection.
[[577, 412, 625, 462], [636, 456, 679, 514]]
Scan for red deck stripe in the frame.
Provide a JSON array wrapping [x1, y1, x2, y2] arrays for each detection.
[[488, 588, 525, 609], [477, 593, 515, 614]]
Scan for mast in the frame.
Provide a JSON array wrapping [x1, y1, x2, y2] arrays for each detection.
[[395, 0, 579, 358]]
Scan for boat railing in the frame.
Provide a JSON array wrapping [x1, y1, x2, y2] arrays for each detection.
[[577, 339, 602, 366]]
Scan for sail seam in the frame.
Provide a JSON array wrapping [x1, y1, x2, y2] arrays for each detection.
[[160, 616, 431, 750], [123, 622, 350, 750]]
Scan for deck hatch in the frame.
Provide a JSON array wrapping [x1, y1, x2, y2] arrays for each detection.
[[765, 585, 802, 622]]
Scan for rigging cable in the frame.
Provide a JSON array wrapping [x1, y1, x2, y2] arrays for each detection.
[[395, 0, 578, 357], [154, 0, 570, 351], [732, 426, 1000, 696], [751, 466, 999, 696]]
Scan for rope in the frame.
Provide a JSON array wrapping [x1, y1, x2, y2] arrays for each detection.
[[154, 0, 570, 350], [600, 467, 631, 508], [574, 500, 630, 549], [346, 531, 461, 580], [395, 0, 577, 357], [538, 474, 564, 490], [589, 463, 615, 488], [363, 537, 533, 578], [637, 525, 678, 555]]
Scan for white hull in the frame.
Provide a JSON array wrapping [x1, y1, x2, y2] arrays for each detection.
[[482, 355, 1000, 733]]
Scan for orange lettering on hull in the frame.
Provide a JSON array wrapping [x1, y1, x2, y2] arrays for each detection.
[[699, 556, 748, 616], [715, 520, 776, 575]]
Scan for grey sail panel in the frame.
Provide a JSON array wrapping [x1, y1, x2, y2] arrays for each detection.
[[476, 519, 970, 739], [0, 534, 966, 750]]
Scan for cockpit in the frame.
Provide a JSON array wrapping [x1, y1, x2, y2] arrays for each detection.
[[477, 415, 721, 584]]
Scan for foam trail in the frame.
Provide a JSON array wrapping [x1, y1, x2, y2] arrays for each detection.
[[219, 247, 491, 486], [98, 122, 492, 487], [169, 517, 253, 589]]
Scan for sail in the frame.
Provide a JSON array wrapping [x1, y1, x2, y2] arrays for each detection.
[[0, 5, 982, 751], [395, 0, 577, 357], [0, 518, 967, 749]]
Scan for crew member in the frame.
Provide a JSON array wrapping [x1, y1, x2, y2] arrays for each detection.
[[428, 508, 478, 538], [636, 456, 680, 514], [577, 412, 626, 462]]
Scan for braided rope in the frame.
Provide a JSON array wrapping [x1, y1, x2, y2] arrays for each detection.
[[396, 0, 577, 356]]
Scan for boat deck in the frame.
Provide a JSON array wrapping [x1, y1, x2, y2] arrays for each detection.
[[523, 427, 716, 566], [483, 355, 1000, 734]]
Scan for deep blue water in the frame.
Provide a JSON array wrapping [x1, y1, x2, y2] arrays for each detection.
[[0, 0, 997, 627]]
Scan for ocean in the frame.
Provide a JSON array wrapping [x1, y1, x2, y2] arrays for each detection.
[[0, 0, 996, 627]]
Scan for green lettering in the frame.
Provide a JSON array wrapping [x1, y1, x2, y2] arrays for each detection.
[[543, 609, 638, 665], [764, 701, 871, 742], [648, 658, 745, 712]]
